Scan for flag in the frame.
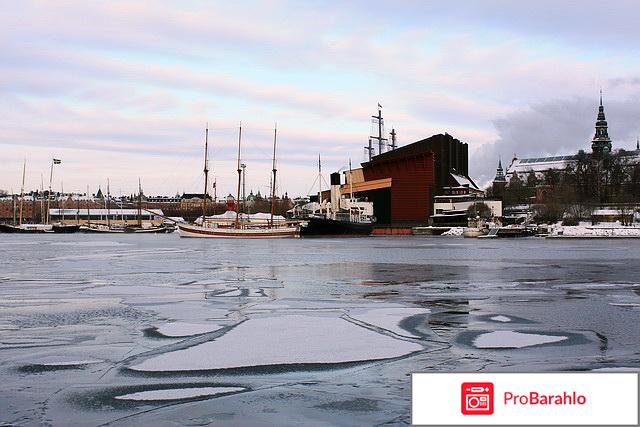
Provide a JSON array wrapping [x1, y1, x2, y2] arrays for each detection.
[[53, 159, 61, 164], [378, 102, 382, 109]]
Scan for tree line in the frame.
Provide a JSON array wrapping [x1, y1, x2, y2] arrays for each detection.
[[498, 150, 640, 224]]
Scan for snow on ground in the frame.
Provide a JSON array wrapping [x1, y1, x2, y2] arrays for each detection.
[[114, 387, 245, 401], [490, 315, 512, 322], [472, 331, 568, 349], [346, 307, 429, 338], [130, 314, 423, 372], [441, 227, 464, 236], [155, 322, 225, 337], [550, 225, 640, 238]]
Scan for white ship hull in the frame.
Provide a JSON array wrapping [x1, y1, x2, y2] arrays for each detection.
[[178, 223, 298, 238]]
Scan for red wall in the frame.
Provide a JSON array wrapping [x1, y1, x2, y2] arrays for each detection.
[[362, 152, 436, 223]]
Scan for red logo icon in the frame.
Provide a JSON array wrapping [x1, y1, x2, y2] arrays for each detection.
[[461, 382, 494, 415]]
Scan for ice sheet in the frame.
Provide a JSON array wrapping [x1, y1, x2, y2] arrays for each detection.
[[114, 387, 245, 401], [130, 314, 423, 371], [490, 315, 512, 322], [347, 307, 429, 338], [155, 322, 225, 337], [473, 331, 568, 348]]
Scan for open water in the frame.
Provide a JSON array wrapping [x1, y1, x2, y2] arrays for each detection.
[[1, 234, 639, 426]]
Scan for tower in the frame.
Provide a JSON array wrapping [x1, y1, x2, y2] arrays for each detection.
[[591, 91, 612, 156], [492, 158, 507, 198]]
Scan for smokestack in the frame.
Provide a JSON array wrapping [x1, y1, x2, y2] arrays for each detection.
[[330, 172, 341, 213]]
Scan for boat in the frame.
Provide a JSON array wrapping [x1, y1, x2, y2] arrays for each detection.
[[52, 224, 81, 233], [0, 160, 53, 233], [299, 161, 375, 237], [0, 223, 52, 233], [80, 224, 126, 233], [177, 124, 298, 238], [123, 179, 170, 233]]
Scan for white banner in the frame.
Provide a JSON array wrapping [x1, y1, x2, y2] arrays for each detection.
[[412, 372, 638, 425]]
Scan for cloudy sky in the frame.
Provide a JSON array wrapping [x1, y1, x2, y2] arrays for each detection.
[[2, 0, 639, 197]]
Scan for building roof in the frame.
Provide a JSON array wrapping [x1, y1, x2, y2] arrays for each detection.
[[363, 133, 462, 164], [450, 172, 479, 190], [49, 208, 164, 216]]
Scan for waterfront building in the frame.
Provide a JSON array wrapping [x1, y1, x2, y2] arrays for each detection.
[[503, 94, 640, 182], [48, 208, 164, 226], [341, 133, 479, 225]]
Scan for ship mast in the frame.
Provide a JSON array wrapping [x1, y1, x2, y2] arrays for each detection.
[[61, 181, 65, 224], [106, 178, 111, 228], [202, 125, 209, 222], [270, 124, 277, 227], [86, 185, 91, 228], [138, 177, 143, 227], [318, 154, 322, 216], [19, 159, 25, 226], [40, 174, 44, 224], [235, 122, 242, 228], [46, 159, 55, 225]]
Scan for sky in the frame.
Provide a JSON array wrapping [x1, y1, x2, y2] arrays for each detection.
[[2, 0, 640, 198]]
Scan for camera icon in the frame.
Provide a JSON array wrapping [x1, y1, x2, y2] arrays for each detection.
[[461, 382, 494, 415]]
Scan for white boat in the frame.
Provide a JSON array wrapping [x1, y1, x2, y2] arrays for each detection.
[[178, 124, 298, 239], [178, 222, 297, 238]]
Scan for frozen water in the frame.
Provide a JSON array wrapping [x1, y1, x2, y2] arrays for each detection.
[[473, 331, 568, 348], [490, 315, 512, 322], [1, 234, 640, 426], [114, 387, 245, 401], [346, 307, 429, 338], [130, 314, 423, 371], [155, 322, 225, 337]]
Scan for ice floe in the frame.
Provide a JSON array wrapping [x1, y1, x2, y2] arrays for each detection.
[[490, 315, 512, 323], [114, 387, 245, 401], [130, 314, 423, 372], [155, 322, 225, 337], [473, 331, 568, 349], [346, 307, 429, 338]]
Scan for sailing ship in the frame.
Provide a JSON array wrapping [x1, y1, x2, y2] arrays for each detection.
[[177, 124, 298, 238], [123, 179, 169, 233], [0, 159, 52, 233]]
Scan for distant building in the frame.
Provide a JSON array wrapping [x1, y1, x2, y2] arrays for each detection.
[[492, 158, 507, 198], [504, 94, 639, 181]]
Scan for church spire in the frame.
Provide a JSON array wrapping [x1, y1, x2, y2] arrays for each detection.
[[493, 157, 506, 183], [591, 91, 612, 156]]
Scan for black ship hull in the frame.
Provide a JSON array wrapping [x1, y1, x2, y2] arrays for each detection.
[[300, 217, 373, 237], [0, 224, 48, 233], [52, 224, 81, 233]]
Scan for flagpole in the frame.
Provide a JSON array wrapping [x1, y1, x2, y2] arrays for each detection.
[[47, 159, 54, 224]]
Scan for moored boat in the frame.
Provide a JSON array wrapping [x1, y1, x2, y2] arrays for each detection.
[[0, 223, 52, 233], [178, 123, 298, 238], [178, 222, 297, 238], [52, 224, 81, 233]]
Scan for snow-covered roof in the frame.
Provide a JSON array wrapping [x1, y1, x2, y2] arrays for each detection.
[[49, 208, 164, 216], [450, 172, 479, 190], [202, 210, 286, 221]]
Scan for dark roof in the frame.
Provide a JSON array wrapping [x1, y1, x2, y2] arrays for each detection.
[[181, 193, 212, 200], [363, 133, 462, 164]]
